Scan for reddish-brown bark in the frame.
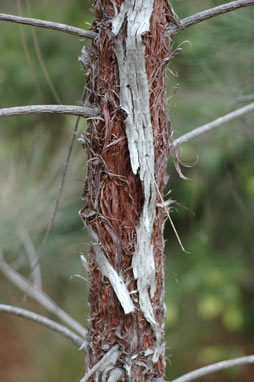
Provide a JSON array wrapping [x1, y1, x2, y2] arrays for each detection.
[[80, 0, 172, 380]]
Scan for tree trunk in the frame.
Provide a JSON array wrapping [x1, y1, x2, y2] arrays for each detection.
[[80, 0, 172, 380]]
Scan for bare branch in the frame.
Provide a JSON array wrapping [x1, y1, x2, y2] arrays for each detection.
[[173, 102, 254, 148], [170, 355, 254, 382], [234, 94, 254, 104], [0, 105, 99, 119], [167, 0, 254, 36], [0, 304, 86, 351], [0, 251, 87, 338], [0, 13, 96, 39]]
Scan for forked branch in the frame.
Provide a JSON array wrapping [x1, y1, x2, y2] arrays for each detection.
[[173, 102, 254, 147], [167, 0, 254, 36], [0, 304, 86, 351], [0, 13, 96, 39], [0, 105, 99, 119]]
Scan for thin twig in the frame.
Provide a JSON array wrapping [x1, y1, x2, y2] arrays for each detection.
[[167, 0, 254, 36], [146, 159, 188, 253], [16, 1, 44, 102], [0, 12, 96, 39], [15, 1, 86, 281], [0, 304, 86, 351], [170, 355, 254, 382], [29, 87, 88, 279], [18, 227, 42, 288], [0, 104, 99, 119], [20, 0, 61, 105], [19, 0, 79, 126], [0, 251, 87, 338], [173, 102, 254, 148]]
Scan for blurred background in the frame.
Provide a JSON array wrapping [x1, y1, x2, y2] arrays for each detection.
[[0, 0, 253, 381]]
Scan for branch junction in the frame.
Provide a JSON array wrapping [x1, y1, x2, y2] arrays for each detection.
[[167, 0, 254, 35]]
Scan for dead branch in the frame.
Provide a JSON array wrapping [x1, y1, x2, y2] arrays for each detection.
[[0, 251, 87, 338], [0, 12, 96, 39], [0, 304, 86, 351], [170, 354, 254, 382], [167, 0, 254, 36], [0, 105, 99, 119], [234, 94, 254, 104], [173, 102, 254, 147]]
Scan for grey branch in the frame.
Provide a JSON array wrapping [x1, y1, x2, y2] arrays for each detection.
[[0, 13, 96, 39], [173, 102, 254, 148], [0, 252, 87, 338], [0, 105, 99, 119], [234, 94, 254, 104], [167, 0, 254, 36], [0, 304, 86, 351], [171, 355, 254, 382]]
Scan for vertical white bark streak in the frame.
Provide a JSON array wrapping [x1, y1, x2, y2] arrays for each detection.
[[112, 0, 161, 361], [83, 226, 135, 315], [93, 244, 135, 315]]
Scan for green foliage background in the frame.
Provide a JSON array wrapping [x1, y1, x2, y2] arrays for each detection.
[[0, 1, 253, 381]]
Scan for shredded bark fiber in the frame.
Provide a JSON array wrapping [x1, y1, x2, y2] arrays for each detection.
[[80, 0, 172, 380]]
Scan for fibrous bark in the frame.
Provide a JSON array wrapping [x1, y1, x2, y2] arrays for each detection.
[[80, 0, 172, 380]]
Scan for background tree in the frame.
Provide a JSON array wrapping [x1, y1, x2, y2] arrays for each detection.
[[0, 1, 253, 381]]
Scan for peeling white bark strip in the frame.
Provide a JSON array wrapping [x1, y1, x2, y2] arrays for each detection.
[[87, 228, 135, 315], [112, 0, 161, 362], [93, 244, 135, 315]]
